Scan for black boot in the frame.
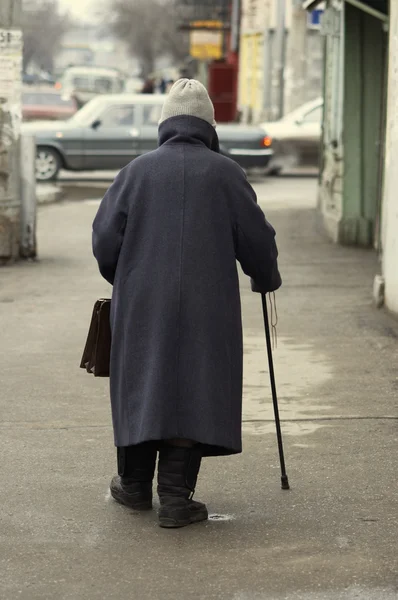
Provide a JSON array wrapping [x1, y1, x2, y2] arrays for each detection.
[[157, 445, 208, 528], [110, 442, 157, 510]]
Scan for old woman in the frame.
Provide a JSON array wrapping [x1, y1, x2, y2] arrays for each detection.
[[93, 79, 281, 528]]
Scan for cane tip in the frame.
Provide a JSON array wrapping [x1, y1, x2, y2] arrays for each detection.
[[281, 475, 290, 490]]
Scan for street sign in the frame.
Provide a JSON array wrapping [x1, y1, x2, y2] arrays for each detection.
[[177, 0, 230, 23], [0, 29, 22, 49], [308, 8, 324, 29], [190, 21, 223, 60]]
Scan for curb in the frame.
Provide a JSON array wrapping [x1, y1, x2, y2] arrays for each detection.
[[59, 182, 110, 200], [36, 184, 65, 206], [36, 181, 109, 205]]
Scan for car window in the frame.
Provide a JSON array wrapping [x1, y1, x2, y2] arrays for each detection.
[[142, 104, 163, 126], [22, 93, 38, 105], [100, 105, 136, 128], [48, 94, 76, 107], [303, 106, 323, 124], [42, 94, 74, 107], [69, 97, 104, 125], [23, 93, 75, 107], [72, 76, 91, 90], [94, 77, 113, 94], [115, 79, 125, 93]]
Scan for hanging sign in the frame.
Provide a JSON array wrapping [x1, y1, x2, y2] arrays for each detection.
[[190, 21, 223, 60]]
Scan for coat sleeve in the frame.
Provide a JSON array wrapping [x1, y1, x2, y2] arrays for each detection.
[[231, 168, 282, 294], [92, 169, 130, 285]]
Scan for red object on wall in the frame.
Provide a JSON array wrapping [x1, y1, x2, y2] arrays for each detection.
[[208, 60, 238, 123]]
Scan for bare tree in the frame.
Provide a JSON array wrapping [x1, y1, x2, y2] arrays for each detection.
[[22, 0, 70, 72], [108, 0, 189, 77]]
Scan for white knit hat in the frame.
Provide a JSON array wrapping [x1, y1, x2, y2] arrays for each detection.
[[159, 79, 216, 127]]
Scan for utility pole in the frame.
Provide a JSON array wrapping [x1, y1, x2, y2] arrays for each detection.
[[221, 1, 229, 59], [285, 0, 308, 114], [275, 0, 286, 119], [230, 0, 241, 56], [0, 0, 22, 263]]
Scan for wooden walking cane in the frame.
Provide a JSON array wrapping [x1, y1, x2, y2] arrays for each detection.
[[261, 294, 290, 490]]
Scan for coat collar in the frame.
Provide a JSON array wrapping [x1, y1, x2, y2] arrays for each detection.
[[158, 115, 220, 154]]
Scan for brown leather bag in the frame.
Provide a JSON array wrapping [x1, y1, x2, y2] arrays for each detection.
[[80, 299, 111, 377]]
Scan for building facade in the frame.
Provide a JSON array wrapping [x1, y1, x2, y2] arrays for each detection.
[[381, 1, 398, 314], [304, 0, 388, 248], [238, 0, 323, 123], [304, 0, 398, 315]]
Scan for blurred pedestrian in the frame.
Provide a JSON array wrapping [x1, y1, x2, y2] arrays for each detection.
[[92, 79, 281, 528], [166, 79, 174, 93], [141, 78, 155, 94]]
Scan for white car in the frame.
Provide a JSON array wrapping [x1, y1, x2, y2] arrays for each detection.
[[260, 98, 323, 174], [58, 66, 125, 108]]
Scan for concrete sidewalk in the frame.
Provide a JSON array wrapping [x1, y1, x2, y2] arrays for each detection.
[[36, 183, 64, 205], [0, 177, 397, 600]]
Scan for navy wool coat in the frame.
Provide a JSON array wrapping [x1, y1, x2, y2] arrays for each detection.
[[92, 115, 281, 456]]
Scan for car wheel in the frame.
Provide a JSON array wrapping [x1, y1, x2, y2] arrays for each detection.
[[268, 166, 283, 176], [36, 147, 61, 182]]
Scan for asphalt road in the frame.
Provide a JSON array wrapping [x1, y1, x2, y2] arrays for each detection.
[[1, 176, 397, 600]]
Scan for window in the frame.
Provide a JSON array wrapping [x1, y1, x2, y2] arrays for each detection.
[[142, 104, 163, 126], [22, 93, 39, 105], [115, 79, 125, 93], [23, 93, 75, 107], [100, 105, 135, 128], [72, 76, 91, 90], [69, 97, 104, 126], [94, 77, 113, 94], [303, 106, 323, 124], [43, 94, 75, 107]]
